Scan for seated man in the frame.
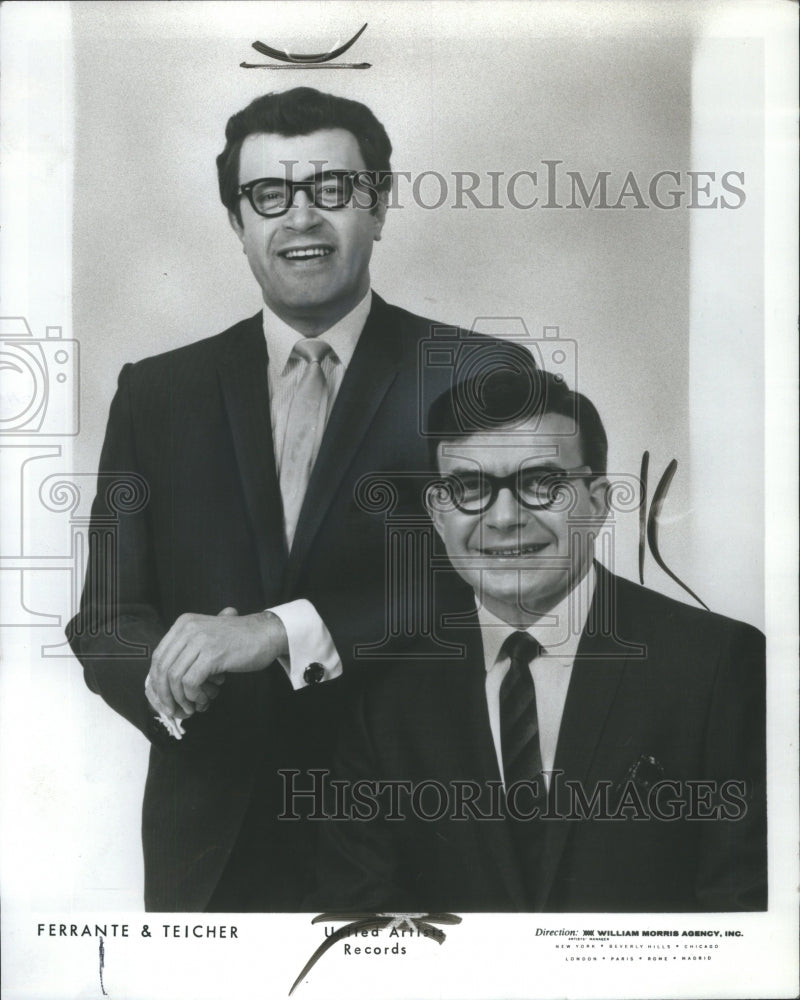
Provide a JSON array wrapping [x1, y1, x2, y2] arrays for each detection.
[[313, 366, 767, 912]]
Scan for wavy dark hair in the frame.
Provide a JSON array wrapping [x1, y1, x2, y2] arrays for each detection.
[[427, 360, 608, 476]]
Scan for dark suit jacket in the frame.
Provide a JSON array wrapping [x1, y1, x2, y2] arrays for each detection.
[[314, 565, 767, 912], [66, 293, 522, 911]]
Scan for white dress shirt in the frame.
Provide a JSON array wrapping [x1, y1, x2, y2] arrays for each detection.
[[264, 290, 372, 689], [479, 564, 596, 791]]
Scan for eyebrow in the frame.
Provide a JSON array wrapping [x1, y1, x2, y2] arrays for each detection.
[[442, 461, 565, 476], [244, 169, 350, 185], [441, 466, 481, 477], [519, 462, 564, 472]]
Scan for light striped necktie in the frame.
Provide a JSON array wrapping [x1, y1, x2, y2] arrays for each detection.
[[280, 338, 333, 549], [499, 630, 544, 789]]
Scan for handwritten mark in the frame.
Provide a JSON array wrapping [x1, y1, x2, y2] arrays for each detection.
[[242, 23, 371, 70], [289, 912, 461, 995], [239, 63, 372, 71], [98, 936, 107, 996], [638, 451, 649, 585], [639, 451, 709, 610], [378, 912, 429, 933]]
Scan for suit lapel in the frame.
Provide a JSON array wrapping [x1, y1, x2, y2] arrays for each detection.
[[286, 294, 403, 585], [217, 314, 289, 604], [532, 565, 633, 908]]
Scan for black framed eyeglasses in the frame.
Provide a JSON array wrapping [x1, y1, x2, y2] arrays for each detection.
[[435, 465, 593, 515], [238, 170, 377, 218]]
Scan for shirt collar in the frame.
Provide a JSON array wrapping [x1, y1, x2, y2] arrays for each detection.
[[262, 289, 372, 376], [477, 563, 597, 670]]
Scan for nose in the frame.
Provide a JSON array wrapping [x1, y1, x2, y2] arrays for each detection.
[[485, 485, 525, 531], [284, 188, 321, 230]]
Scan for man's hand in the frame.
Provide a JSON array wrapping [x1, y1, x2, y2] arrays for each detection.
[[145, 607, 289, 719]]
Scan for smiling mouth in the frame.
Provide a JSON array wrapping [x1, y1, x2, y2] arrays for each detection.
[[480, 542, 548, 557], [279, 246, 333, 260]]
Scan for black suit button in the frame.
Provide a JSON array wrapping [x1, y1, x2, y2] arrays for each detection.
[[304, 662, 325, 685]]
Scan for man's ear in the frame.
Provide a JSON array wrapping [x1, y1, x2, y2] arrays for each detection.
[[587, 475, 611, 523], [372, 190, 388, 242], [228, 209, 245, 243], [424, 482, 447, 540]]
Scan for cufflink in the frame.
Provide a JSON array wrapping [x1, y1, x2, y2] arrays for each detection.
[[303, 662, 325, 685]]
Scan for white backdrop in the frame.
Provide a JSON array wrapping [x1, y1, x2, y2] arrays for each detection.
[[1, 3, 797, 1000]]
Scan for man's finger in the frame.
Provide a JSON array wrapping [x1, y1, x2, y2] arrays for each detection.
[[200, 680, 223, 700], [144, 675, 167, 715], [193, 688, 211, 712], [145, 675, 190, 725], [151, 613, 197, 671], [151, 630, 183, 682], [151, 636, 191, 716], [182, 657, 223, 706], [194, 680, 227, 712], [165, 643, 204, 715]]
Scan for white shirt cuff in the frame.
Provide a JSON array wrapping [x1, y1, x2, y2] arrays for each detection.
[[269, 599, 343, 690]]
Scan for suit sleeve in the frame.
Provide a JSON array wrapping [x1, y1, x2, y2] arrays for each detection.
[[694, 621, 767, 910], [271, 599, 343, 688], [65, 365, 188, 750]]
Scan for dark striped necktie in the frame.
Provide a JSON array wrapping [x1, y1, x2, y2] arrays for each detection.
[[499, 630, 544, 790]]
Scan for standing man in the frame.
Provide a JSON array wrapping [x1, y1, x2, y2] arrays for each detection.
[[66, 88, 526, 911], [314, 365, 767, 912]]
